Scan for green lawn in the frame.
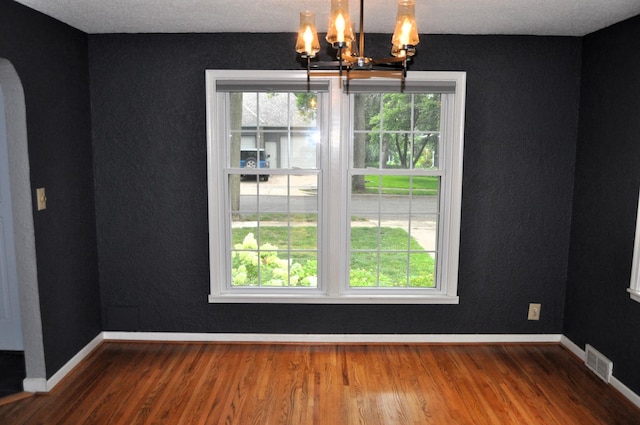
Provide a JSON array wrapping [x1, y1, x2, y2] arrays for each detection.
[[350, 227, 434, 287], [362, 175, 439, 196], [231, 226, 434, 288]]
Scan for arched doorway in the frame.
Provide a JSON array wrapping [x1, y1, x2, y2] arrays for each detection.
[[0, 58, 46, 390]]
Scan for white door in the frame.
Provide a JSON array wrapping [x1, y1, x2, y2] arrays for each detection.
[[0, 82, 23, 350]]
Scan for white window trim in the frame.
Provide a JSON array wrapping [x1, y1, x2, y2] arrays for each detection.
[[629, 190, 640, 303], [206, 70, 466, 304]]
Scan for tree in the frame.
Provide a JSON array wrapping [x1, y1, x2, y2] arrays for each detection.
[[368, 93, 441, 169], [353, 94, 366, 192], [229, 93, 242, 217]]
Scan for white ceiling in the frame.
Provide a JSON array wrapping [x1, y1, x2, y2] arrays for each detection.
[[13, 0, 640, 36]]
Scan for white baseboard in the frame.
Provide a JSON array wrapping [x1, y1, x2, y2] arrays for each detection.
[[610, 376, 640, 409], [22, 378, 47, 393], [23, 333, 104, 393], [559, 335, 584, 360], [560, 335, 640, 409], [103, 331, 562, 344]]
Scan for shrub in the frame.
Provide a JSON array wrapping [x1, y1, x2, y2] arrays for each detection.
[[231, 233, 317, 287]]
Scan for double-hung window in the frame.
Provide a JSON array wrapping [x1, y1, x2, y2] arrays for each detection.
[[207, 70, 465, 304]]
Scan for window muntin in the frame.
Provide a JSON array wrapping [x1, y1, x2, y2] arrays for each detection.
[[223, 90, 322, 289], [354, 93, 441, 171], [348, 92, 442, 291], [229, 92, 319, 171], [349, 173, 439, 289], [207, 70, 465, 304]]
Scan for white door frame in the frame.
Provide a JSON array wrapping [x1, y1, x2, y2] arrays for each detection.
[[0, 81, 23, 350], [0, 58, 46, 388]]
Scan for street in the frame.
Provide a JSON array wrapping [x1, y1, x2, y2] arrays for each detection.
[[237, 176, 438, 251]]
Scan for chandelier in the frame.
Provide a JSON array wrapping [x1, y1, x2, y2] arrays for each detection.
[[296, 0, 419, 81]]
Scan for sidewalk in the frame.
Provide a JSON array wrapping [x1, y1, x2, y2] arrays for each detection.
[[238, 175, 436, 253]]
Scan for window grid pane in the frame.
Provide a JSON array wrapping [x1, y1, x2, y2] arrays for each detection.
[[224, 89, 320, 289], [349, 90, 442, 290], [228, 173, 319, 288], [227, 92, 320, 171], [353, 93, 441, 171]]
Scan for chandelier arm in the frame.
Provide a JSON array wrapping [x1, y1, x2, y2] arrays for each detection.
[[340, 55, 358, 64], [307, 69, 404, 79], [370, 56, 407, 65], [358, 0, 365, 59], [308, 61, 345, 69]]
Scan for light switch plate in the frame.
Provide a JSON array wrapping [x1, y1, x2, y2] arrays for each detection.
[[36, 187, 46, 211], [528, 303, 541, 321]]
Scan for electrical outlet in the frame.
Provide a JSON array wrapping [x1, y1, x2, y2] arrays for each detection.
[[528, 303, 541, 321]]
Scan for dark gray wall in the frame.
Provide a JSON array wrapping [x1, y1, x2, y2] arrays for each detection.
[[90, 33, 581, 334], [0, 0, 101, 378], [564, 14, 640, 395]]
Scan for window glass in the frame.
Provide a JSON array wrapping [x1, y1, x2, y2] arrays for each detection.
[[225, 89, 321, 288], [350, 174, 437, 289], [228, 92, 319, 171], [354, 93, 441, 170]]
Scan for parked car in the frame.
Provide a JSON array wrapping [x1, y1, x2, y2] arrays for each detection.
[[240, 148, 270, 181]]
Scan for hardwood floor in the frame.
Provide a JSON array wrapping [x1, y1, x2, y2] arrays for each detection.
[[1, 342, 639, 424]]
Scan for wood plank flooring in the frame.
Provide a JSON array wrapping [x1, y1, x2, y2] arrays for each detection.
[[1, 342, 639, 424]]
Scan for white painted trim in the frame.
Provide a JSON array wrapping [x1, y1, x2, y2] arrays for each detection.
[[103, 331, 561, 344], [22, 378, 46, 393], [627, 288, 640, 304], [611, 376, 640, 409], [629, 188, 640, 303], [23, 333, 104, 393], [559, 334, 584, 360], [206, 70, 466, 304], [0, 58, 46, 386], [45, 333, 104, 391], [207, 294, 460, 304], [560, 335, 640, 409]]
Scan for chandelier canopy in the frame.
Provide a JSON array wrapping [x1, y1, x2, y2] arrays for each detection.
[[296, 0, 420, 81]]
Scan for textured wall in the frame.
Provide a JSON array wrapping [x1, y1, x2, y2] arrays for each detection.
[[0, 0, 101, 379], [90, 33, 581, 335], [564, 14, 640, 395]]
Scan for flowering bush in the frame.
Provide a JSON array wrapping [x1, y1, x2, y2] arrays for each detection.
[[232, 230, 434, 288], [231, 233, 317, 287]]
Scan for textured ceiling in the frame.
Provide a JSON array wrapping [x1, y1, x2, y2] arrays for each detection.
[[13, 0, 640, 36]]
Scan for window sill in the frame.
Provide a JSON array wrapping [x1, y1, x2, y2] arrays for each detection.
[[628, 288, 640, 304], [208, 293, 460, 305]]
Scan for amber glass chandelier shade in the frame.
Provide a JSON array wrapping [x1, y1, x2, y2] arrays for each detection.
[[391, 0, 419, 57], [325, 0, 355, 46], [295, 0, 420, 80], [296, 11, 321, 58]]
